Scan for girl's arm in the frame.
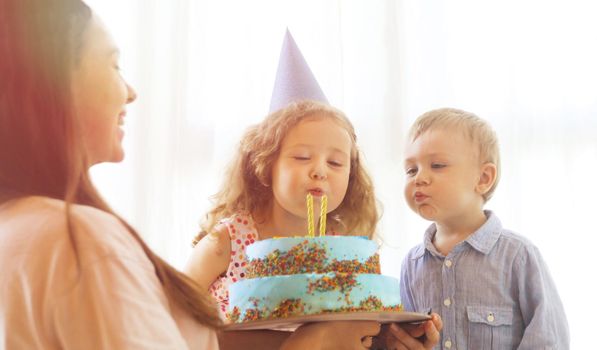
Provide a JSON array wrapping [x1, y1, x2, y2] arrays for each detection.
[[184, 225, 231, 289]]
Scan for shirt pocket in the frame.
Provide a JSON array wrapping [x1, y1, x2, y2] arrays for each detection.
[[467, 305, 513, 350]]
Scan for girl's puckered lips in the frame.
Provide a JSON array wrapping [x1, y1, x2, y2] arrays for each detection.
[[308, 188, 324, 197]]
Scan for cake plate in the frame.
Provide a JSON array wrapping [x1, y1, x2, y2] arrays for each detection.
[[222, 311, 431, 331]]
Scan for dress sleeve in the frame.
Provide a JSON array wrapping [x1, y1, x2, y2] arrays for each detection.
[[514, 243, 570, 349]]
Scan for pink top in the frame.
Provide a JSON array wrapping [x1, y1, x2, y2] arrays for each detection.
[[208, 212, 259, 319], [0, 196, 218, 350]]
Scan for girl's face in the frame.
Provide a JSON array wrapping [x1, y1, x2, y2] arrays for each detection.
[[403, 128, 485, 225], [271, 115, 352, 223], [71, 15, 136, 165]]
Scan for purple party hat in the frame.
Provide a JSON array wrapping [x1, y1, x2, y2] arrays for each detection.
[[269, 29, 328, 113]]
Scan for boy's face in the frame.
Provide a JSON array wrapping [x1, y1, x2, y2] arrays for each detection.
[[403, 128, 485, 224]]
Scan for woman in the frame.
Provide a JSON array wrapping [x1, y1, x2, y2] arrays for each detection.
[[0, 0, 439, 348]]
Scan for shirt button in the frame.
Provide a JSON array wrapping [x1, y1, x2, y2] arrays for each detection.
[[444, 259, 453, 267], [443, 298, 451, 307], [444, 339, 452, 348], [487, 313, 495, 322]]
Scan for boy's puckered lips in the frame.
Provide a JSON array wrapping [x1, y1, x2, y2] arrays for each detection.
[[414, 191, 429, 203], [118, 110, 126, 125]]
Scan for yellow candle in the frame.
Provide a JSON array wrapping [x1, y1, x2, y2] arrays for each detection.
[[319, 195, 327, 236], [306, 193, 314, 237]]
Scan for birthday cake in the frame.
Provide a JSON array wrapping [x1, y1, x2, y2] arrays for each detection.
[[228, 235, 401, 323]]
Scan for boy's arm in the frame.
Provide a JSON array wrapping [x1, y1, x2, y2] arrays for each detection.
[[515, 244, 570, 349], [184, 225, 231, 289]]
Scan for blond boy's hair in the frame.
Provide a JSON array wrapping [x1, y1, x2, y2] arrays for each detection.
[[408, 108, 501, 202], [193, 100, 379, 245]]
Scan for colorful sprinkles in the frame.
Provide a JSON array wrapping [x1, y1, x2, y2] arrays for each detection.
[[247, 240, 380, 277], [232, 295, 402, 322], [270, 299, 305, 319], [307, 273, 358, 295], [230, 236, 402, 324]]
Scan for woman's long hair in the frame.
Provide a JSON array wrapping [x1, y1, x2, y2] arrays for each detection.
[[193, 100, 379, 245], [0, 0, 220, 327]]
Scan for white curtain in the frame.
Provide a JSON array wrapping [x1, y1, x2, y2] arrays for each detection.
[[88, 0, 595, 347]]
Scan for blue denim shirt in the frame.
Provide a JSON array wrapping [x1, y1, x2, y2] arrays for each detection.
[[400, 211, 570, 349]]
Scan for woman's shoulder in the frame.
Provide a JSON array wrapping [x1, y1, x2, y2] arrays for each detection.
[[1, 195, 118, 225], [68, 201, 149, 265], [2, 196, 145, 264], [0, 196, 73, 242]]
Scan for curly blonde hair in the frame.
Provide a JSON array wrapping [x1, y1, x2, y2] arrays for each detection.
[[193, 100, 379, 245]]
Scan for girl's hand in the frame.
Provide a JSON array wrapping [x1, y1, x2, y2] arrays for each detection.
[[372, 313, 442, 350], [282, 321, 381, 350]]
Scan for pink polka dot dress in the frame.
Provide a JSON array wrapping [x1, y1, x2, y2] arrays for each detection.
[[208, 212, 258, 320]]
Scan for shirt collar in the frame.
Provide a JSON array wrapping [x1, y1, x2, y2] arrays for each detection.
[[415, 210, 502, 258], [465, 210, 502, 253]]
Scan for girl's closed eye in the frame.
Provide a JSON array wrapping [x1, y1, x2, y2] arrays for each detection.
[[431, 163, 446, 169], [327, 159, 344, 167], [111, 55, 121, 71], [292, 155, 310, 161]]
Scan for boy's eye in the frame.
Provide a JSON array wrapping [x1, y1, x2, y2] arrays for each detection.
[[405, 167, 417, 176]]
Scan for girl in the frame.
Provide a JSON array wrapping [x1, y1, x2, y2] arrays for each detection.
[[185, 100, 379, 318]]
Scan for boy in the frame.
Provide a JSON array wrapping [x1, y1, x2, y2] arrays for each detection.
[[400, 108, 569, 349]]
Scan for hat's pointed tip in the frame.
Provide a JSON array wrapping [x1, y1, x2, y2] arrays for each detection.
[[269, 30, 328, 113]]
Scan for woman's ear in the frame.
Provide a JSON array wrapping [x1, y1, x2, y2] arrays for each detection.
[[476, 162, 497, 195]]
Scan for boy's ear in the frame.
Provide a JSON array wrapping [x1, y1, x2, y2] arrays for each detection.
[[476, 162, 497, 195]]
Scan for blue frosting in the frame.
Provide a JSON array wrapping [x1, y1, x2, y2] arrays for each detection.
[[246, 236, 378, 262], [229, 273, 400, 318]]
